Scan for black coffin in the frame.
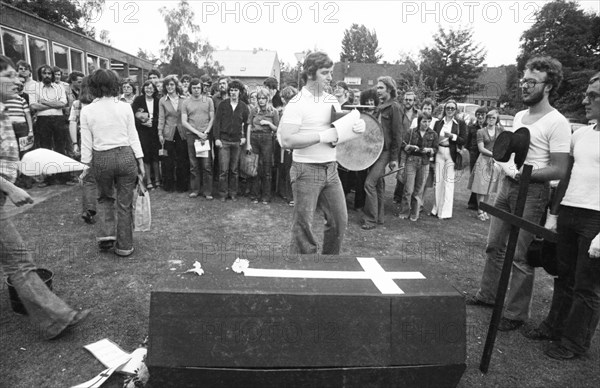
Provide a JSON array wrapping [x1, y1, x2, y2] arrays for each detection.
[[147, 256, 466, 387]]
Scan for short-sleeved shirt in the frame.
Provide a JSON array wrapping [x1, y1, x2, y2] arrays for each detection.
[[280, 87, 341, 163], [249, 106, 280, 133], [182, 95, 214, 134], [513, 109, 571, 170], [561, 124, 599, 211], [4, 95, 29, 123], [30, 82, 67, 117], [0, 104, 19, 184]]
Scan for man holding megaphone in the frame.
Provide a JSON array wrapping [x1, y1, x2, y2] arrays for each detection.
[[279, 52, 365, 255]]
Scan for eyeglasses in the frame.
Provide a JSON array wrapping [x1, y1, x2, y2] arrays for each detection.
[[519, 78, 547, 89], [475, 112, 485, 117], [445, 107, 456, 111]]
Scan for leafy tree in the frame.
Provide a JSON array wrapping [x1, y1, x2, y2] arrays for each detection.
[[419, 26, 486, 102], [395, 53, 435, 104], [340, 24, 382, 63], [98, 29, 111, 45], [158, 0, 221, 78], [6, 0, 85, 35], [77, 0, 106, 38], [517, 0, 600, 119]]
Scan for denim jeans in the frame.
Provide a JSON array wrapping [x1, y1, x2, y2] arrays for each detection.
[[92, 146, 138, 254], [218, 140, 241, 198], [362, 150, 389, 226], [81, 167, 97, 213], [162, 130, 190, 192], [540, 206, 600, 354], [289, 161, 347, 255], [1, 193, 78, 338], [186, 134, 213, 196], [250, 132, 273, 201], [401, 156, 430, 219], [476, 177, 549, 321]]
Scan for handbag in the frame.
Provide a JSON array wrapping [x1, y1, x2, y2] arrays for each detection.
[[455, 147, 470, 170], [133, 182, 151, 232], [240, 151, 259, 178], [527, 237, 558, 276], [194, 139, 211, 158]]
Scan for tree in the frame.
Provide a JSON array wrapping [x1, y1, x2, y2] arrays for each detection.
[[339, 24, 382, 63], [517, 0, 600, 119], [99, 29, 111, 45], [158, 0, 221, 78], [77, 0, 106, 39], [395, 54, 435, 103], [419, 26, 487, 102], [6, 0, 85, 35]]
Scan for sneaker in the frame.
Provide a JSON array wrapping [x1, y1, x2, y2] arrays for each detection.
[[398, 213, 410, 219], [409, 215, 418, 222], [288, 200, 295, 207], [498, 317, 524, 331], [544, 343, 579, 360], [205, 195, 214, 200], [465, 295, 494, 308], [522, 325, 558, 341], [189, 192, 199, 198], [252, 199, 259, 204], [147, 183, 154, 190], [115, 246, 134, 257]]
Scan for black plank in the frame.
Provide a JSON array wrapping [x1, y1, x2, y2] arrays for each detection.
[[479, 202, 558, 242], [148, 364, 467, 388]]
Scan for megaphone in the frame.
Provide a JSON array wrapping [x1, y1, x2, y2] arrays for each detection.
[[329, 107, 364, 144]]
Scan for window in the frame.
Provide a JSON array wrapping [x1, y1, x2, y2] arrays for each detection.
[[53, 43, 69, 76], [1, 27, 26, 66], [70, 49, 84, 73], [99, 57, 109, 69], [344, 77, 361, 86], [486, 100, 491, 107], [27, 36, 48, 79], [87, 54, 98, 74]]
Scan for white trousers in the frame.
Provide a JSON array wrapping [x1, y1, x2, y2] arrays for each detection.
[[432, 146, 455, 219]]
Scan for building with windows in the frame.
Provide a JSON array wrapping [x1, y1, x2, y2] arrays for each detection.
[[211, 49, 280, 90], [332, 61, 407, 91], [465, 65, 509, 108], [0, 2, 153, 82]]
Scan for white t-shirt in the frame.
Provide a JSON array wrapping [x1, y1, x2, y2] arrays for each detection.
[[513, 109, 571, 170], [280, 87, 341, 163], [561, 124, 599, 211]]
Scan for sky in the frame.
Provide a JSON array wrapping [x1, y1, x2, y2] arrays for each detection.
[[90, 0, 600, 68]]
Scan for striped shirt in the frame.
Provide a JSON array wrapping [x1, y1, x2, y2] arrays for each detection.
[[4, 95, 29, 123], [0, 104, 20, 183]]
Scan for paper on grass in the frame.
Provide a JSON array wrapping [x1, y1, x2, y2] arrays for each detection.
[[19, 148, 88, 176], [70, 364, 123, 388]]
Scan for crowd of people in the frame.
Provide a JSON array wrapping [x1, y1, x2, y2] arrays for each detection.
[[1, 50, 599, 365]]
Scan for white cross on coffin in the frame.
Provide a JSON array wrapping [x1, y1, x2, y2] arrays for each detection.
[[243, 257, 426, 294]]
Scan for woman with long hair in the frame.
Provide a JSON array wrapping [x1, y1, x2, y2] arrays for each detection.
[[430, 99, 466, 219], [247, 86, 279, 204], [158, 75, 189, 192], [131, 80, 161, 189], [80, 69, 144, 256], [468, 109, 504, 221]]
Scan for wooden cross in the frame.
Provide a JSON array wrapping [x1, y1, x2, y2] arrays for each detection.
[[478, 164, 558, 373], [242, 257, 426, 294]]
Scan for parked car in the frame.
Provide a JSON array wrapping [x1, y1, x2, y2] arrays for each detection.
[[456, 103, 480, 124], [499, 114, 514, 131]]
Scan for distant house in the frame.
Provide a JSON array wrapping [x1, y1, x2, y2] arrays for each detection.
[[212, 49, 280, 90], [332, 61, 408, 91], [465, 65, 509, 108]]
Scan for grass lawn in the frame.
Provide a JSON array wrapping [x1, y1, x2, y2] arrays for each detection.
[[0, 172, 598, 388]]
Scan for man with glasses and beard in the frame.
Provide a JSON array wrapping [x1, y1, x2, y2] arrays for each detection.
[[29, 65, 70, 186], [394, 91, 419, 203], [469, 57, 571, 332]]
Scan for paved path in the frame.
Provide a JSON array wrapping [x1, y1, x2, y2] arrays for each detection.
[[2, 185, 75, 219]]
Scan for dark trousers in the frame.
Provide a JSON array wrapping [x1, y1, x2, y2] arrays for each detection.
[[162, 131, 190, 192], [250, 132, 273, 202], [35, 115, 70, 183], [542, 206, 600, 354], [468, 150, 479, 208]]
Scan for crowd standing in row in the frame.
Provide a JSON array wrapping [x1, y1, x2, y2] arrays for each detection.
[[1, 51, 599, 365]]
